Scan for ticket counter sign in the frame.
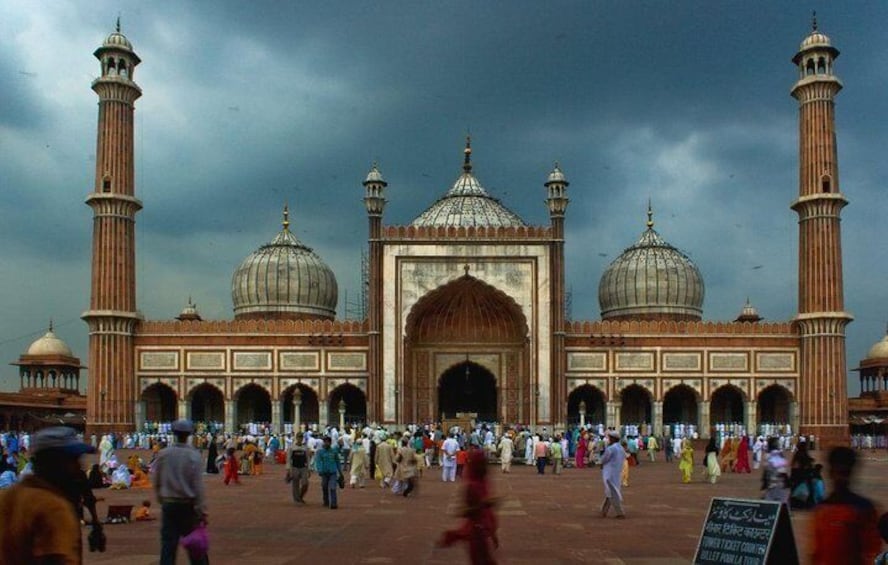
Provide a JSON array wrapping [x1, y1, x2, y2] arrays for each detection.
[[694, 498, 798, 565]]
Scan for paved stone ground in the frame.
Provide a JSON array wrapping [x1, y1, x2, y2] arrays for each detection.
[[83, 450, 888, 564]]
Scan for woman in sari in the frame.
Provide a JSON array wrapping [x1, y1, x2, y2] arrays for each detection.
[[704, 438, 721, 484], [719, 436, 734, 472], [734, 436, 751, 473], [575, 432, 587, 469], [679, 438, 694, 483]]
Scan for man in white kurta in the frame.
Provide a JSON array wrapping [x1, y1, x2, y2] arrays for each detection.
[[441, 434, 459, 482], [498, 434, 514, 473], [600, 431, 626, 518]]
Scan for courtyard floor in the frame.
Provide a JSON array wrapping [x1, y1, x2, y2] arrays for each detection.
[[83, 449, 888, 564]]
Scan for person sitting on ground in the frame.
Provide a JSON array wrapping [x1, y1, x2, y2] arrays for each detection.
[[133, 499, 155, 521]]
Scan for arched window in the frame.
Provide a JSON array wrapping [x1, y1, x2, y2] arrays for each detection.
[[806, 59, 815, 76], [119, 60, 128, 78], [107, 58, 117, 75], [103, 177, 111, 192], [817, 57, 826, 74], [821, 175, 832, 193]]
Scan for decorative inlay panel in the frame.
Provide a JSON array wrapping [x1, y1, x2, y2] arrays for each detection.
[[327, 352, 367, 371], [233, 378, 272, 395], [280, 378, 320, 393], [662, 352, 701, 372], [615, 352, 654, 371], [567, 352, 607, 372], [139, 351, 178, 371], [233, 351, 272, 371], [756, 352, 796, 372], [185, 378, 225, 395], [709, 352, 749, 372], [280, 351, 320, 371], [662, 379, 702, 397], [139, 377, 179, 393], [186, 351, 225, 371]]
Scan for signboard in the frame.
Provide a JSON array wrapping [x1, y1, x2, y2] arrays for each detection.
[[694, 498, 798, 565]]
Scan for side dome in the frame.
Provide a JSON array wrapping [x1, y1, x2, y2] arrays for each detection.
[[231, 208, 338, 320], [411, 138, 526, 229], [26, 324, 74, 357], [598, 208, 704, 321], [866, 332, 888, 360]]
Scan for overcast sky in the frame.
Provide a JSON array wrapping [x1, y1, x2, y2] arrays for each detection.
[[1, 2, 886, 396]]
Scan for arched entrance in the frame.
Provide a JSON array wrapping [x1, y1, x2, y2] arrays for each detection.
[[438, 362, 497, 422], [327, 384, 367, 427], [404, 274, 529, 424], [567, 385, 606, 427], [757, 385, 791, 430], [620, 385, 652, 429], [663, 384, 699, 432], [282, 384, 319, 428], [141, 383, 177, 423], [236, 384, 271, 428], [189, 383, 224, 425], [711, 385, 745, 428]]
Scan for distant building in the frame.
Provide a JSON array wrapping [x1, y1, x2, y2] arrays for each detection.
[[83, 20, 852, 448], [849, 331, 888, 433], [0, 323, 86, 430]]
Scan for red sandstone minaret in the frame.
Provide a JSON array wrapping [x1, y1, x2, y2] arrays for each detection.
[[791, 15, 852, 448], [545, 164, 569, 424], [83, 20, 142, 435], [363, 162, 387, 423]]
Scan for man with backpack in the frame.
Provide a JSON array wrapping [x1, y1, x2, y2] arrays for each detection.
[[285, 432, 312, 504]]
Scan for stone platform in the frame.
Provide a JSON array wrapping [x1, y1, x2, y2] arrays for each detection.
[[83, 450, 888, 564]]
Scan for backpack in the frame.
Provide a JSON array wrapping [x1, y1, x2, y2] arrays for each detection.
[[290, 448, 308, 469]]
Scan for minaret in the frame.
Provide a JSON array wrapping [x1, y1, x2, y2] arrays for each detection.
[[790, 15, 852, 448], [363, 162, 387, 423], [82, 21, 143, 435], [545, 163, 569, 425]]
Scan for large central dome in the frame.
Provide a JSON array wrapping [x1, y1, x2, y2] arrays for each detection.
[[598, 208, 704, 321], [231, 208, 338, 320], [411, 139, 526, 228]]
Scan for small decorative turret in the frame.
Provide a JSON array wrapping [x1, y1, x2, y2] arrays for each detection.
[[176, 297, 202, 321], [735, 298, 763, 323], [545, 162, 569, 218], [363, 162, 387, 216]]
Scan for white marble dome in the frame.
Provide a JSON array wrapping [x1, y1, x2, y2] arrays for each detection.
[[867, 333, 888, 360], [231, 211, 338, 320], [26, 326, 74, 357], [598, 215, 704, 321]]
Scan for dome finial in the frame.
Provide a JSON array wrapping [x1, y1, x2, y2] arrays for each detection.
[[48, 318, 54, 332], [116, 15, 121, 33], [646, 198, 654, 229], [811, 10, 817, 32], [282, 203, 290, 232], [463, 134, 472, 173]]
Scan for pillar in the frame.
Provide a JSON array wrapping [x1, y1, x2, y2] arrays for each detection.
[[224, 400, 235, 434], [652, 401, 664, 437], [790, 401, 800, 437], [177, 400, 188, 421], [293, 399, 302, 432], [606, 401, 621, 430], [698, 400, 711, 439], [319, 401, 329, 429], [744, 398, 757, 437], [271, 402, 282, 435], [134, 401, 144, 431]]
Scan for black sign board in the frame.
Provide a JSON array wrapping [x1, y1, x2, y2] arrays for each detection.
[[694, 497, 798, 565]]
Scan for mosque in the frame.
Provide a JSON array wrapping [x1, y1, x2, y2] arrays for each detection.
[[71, 20, 866, 448]]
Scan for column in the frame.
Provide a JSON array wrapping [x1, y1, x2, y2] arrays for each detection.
[[606, 401, 621, 430], [271, 402, 282, 435], [698, 400, 711, 439], [178, 400, 188, 421], [744, 399, 757, 437], [319, 400, 329, 429], [224, 400, 235, 434], [293, 400, 302, 432], [652, 401, 663, 437], [134, 401, 145, 432], [789, 401, 800, 436]]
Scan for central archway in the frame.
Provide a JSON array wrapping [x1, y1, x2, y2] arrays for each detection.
[[438, 361, 497, 422], [404, 274, 529, 424]]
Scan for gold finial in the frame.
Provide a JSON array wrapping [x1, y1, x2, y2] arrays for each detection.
[[646, 198, 654, 228], [463, 134, 472, 173], [811, 10, 817, 32], [282, 204, 290, 232]]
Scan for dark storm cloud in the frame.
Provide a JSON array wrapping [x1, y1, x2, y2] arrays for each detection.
[[0, 1, 886, 395]]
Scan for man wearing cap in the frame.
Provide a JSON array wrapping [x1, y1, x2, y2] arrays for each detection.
[[0, 426, 95, 563], [600, 430, 626, 519], [153, 419, 208, 564]]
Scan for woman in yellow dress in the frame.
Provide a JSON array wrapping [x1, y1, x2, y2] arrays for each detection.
[[678, 438, 695, 483]]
